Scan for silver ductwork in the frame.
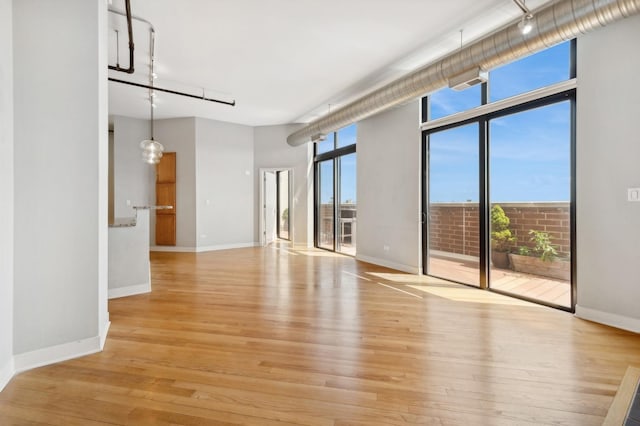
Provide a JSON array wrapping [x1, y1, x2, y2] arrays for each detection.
[[287, 0, 640, 146]]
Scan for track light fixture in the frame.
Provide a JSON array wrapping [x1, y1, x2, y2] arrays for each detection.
[[513, 0, 534, 35], [519, 13, 534, 34]]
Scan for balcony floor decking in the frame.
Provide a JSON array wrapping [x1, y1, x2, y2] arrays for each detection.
[[429, 255, 571, 308]]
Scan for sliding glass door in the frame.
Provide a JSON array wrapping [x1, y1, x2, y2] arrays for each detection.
[[427, 123, 480, 287], [489, 102, 572, 308], [314, 125, 357, 254], [317, 160, 334, 250], [422, 40, 575, 311], [337, 153, 356, 255]]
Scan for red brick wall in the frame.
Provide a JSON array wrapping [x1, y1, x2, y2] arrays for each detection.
[[429, 204, 480, 257], [429, 202, 570, 258]]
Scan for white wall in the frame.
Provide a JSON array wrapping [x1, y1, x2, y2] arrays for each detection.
[[254, 124, 313, 247], [108, 210, 151, 298], [112, 115, 153, 218], [575, 14, 640, 332], [0, 0, 14, 391], [356, 102, 421, 273], [97, 0, 109, 350], [154, 118, 197, 247], [195, 118, 255, 249], [13, 0, 107, 367]]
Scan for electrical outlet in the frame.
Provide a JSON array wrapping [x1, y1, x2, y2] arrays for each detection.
[[383, 245, 390, 252], [628, 188, 640, 202], [126, 199, 131, 206]]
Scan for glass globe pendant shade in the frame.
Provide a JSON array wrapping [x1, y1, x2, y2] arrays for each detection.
[[140, 139, 164, 164]]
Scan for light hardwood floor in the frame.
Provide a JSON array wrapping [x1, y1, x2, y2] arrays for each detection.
[[1, 244, 640, 425]]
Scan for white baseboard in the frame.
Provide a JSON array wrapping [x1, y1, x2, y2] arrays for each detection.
[[108, 282, 151, 299], [150, 242, 259, 253], [99, 320, 111, 350], [13, 336, 102, 374], [194, 242, 259, 252], [0, 357, 14, 392], [575, 305, 640, 334], [150, 245, 197, 252], [356, 254, 420, 274]]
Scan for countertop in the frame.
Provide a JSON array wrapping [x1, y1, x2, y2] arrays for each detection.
[[109, 205, 173, 228]]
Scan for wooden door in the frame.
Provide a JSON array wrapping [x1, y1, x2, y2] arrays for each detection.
[[156, 152, 176, 245]]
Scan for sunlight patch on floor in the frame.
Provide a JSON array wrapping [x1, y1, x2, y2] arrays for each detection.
[[342, 271, 372, 282], [268, 245, 300, 255], [366, 272, 451, 285], [408, 285, 538, 306], [292, 249, 347, 258], [375, 282, 423, 299]]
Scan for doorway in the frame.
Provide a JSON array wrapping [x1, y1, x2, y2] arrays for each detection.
[[259, 168, 293, 246]]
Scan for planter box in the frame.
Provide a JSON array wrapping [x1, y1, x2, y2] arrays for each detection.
[[508, 253, 570, 281]]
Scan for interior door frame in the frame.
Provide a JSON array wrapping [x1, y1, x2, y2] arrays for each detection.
[[259, 167, 294, 246]]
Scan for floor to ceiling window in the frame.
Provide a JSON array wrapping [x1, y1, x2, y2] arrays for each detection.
[[315, 124, 357, 255], [422, 40, 575, 311]]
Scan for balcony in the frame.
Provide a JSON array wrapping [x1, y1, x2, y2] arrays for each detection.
[[318, 203, 356, 255], [428, 202, 571, 308]]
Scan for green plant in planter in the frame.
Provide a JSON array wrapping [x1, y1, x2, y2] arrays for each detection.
[[490, 205, 515, 252], [528, 230, 557, 262]]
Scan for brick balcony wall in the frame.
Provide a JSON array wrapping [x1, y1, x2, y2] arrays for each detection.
[[429, 202, 570, 258]]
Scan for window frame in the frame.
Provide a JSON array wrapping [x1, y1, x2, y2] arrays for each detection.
[[420, 40, 577, 312], [313, 128, 357, 253]]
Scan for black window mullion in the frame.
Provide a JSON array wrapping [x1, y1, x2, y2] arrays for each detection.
[[569, 94, 577, 311], [313, 162, 319, 248], [314, 144, 356, 162], [421, 131, 429, 274], [479, 118, 489, 290], [334, 157, 340, 252]]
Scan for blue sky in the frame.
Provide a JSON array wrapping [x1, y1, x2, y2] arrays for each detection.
[[429, 41, 571, 203], [320, 41, 571, 205], [319, 124, 357, 203]]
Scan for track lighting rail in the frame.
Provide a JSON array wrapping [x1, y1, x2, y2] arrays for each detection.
[[108, 78, 236, 106], [512, 0, 532, 16]]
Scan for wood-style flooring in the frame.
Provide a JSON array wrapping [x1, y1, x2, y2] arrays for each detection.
[[428, 255, 571, 308], [1, 244, 640, 425]]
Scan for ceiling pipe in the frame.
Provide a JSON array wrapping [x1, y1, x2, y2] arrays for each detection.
[[109, 5, 155, 34], [108, 0, 135, 74], [108, 6, 236, 107], [287, 0, 640, 147]]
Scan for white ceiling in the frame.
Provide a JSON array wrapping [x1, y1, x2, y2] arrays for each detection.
[[108, 0, 551, 127]]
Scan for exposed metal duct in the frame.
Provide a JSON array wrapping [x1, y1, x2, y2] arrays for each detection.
[[287, 0, 640, 147]]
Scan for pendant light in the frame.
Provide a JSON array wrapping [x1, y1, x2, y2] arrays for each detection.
[[139, 94, 164, 164], [139, 31, 164, 164]]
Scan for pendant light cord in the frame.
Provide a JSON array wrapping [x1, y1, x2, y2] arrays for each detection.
[[149, 28, 155, 141]]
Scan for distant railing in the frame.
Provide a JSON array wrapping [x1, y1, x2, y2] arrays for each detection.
[[319, 203, 357, 247]]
